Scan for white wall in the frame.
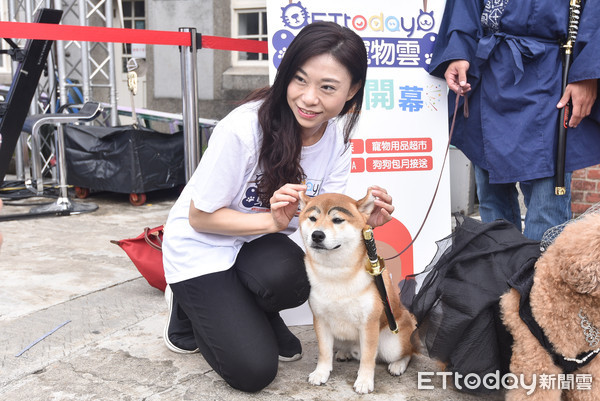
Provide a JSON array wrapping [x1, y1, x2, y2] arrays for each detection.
[[149, 0, 215, 100]]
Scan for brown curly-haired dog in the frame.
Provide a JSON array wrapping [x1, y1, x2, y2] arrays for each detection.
[[500, 212, 600, 400]]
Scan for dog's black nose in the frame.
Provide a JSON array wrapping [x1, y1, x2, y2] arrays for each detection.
[[311, 230, 325, 243]]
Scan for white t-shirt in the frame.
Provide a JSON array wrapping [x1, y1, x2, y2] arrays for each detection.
[[162, 101, 351, 284]]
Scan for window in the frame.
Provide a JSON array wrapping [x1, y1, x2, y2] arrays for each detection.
[[120, 0, 146, 72], [232, 1, 268, 66]]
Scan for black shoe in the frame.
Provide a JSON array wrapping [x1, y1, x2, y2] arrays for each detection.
[[268, 313, 302, 362], [164, 285, 199, 354]]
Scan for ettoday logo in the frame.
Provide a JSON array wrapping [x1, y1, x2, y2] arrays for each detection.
[[280, 1, 436, 37], [273, 2, 439, 70], [418, 371, 594, 394]]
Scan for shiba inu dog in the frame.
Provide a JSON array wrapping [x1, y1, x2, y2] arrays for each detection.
[[298, 189, 415, 394]]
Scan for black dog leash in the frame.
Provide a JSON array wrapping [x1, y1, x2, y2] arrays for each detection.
[[384, 91, 467, 262], [363, 225, 399, 333], [360, 92, 467, 332]]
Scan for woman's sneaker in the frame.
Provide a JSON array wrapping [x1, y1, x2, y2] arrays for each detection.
[[269, 313, 302, 362], [164, 285, 199, 354]]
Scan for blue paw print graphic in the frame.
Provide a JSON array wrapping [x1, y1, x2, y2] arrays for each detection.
[[272, 30, 295, 69], [418, 33, 437, 69], [242, 186, 262, 208]]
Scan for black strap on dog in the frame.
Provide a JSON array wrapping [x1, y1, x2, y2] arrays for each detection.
[[363, 225, 399, 333], [509, 260, 600, 373]]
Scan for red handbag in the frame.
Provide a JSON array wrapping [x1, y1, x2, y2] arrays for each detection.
[[111, 225, 167, 292]]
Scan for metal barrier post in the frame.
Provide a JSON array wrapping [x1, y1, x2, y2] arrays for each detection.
[[105, 0, 118, 127], [179, 27, 200, 182]]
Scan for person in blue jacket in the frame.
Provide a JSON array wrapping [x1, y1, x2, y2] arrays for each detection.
[[428, 0, 600, 240]]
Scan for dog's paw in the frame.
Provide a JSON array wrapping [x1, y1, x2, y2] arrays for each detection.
[[308, 368, 330, 386], [353, 376, 374, 394], [388, 355, 411, 376]]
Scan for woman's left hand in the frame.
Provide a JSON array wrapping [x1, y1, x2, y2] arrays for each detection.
[[366, 185, 394, 228]]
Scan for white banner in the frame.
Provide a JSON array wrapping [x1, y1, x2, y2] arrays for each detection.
[[267, 0, 450, 292]]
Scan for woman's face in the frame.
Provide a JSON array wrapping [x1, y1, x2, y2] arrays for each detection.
[[286, 53, 359, 146]]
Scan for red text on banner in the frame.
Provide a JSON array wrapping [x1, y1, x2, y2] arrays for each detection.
[[350, 139, 364, 154], [351, 158, 365, 173], [366, 156, 433, 172], [366, 138, 432, 153]]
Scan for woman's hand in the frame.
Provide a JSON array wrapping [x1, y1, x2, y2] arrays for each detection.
[[557, 78, 598, 128], [269, 183, 307, 232], [188, 183, 307, 236], [444, 60, 471, 96], [366, 185, 394, 228]]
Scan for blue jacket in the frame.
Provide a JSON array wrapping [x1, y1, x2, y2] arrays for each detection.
[[429, 0, 600, 183]]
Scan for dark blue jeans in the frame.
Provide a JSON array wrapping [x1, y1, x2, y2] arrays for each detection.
[[474, 166, 572, 241], [170, 233, 309, 392]]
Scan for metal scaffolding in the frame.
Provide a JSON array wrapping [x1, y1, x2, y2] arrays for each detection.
[[7, 0, 118, 181], [4, 0, 207, 194]]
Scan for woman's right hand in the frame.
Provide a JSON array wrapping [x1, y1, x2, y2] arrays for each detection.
[[188, 183, 307, 236], [444, 60, 471, 96], [269, 183, 307, 232]]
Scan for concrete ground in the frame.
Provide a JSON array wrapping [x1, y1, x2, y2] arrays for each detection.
[[0, 187, 503, 401]]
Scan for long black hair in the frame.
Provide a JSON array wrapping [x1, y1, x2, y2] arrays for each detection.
[[246, 21, 368, 206]]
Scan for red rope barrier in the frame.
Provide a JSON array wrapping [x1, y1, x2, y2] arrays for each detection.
[[202, 35, 267, 54], [0, 21, 268, 53], [0, 21, 189, 45]]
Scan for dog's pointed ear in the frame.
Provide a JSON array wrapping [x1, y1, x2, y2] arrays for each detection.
[[357, 189, 376, 217], [298, 191, 310, 210], [561, 262, 600, 294]]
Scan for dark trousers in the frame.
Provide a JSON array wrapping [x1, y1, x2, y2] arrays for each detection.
[[170, 233, 309, 392]]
